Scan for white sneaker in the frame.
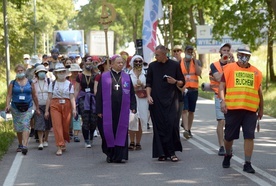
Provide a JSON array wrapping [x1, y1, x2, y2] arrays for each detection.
[[43, 141, 48, 147], [94, 130, 98, 137], [85, 140, 91, 148], [38, 144, 43, 150]]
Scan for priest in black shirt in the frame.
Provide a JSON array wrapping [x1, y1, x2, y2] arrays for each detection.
[[146, 45, 185, 162], [96, 55, 136, 163]]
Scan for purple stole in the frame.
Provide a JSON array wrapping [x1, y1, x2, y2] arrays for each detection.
[[102, 71, 131, 147]]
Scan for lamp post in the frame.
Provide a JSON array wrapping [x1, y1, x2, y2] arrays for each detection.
[[34, 0, 37, 55]]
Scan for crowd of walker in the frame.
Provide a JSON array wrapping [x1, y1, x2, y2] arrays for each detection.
[[4, 43, 263, 173]]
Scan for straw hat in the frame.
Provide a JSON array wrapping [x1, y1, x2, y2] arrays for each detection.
[[69, 63, 82, 72], [53, 63, 66, 72], [35, 64, 48, 74]]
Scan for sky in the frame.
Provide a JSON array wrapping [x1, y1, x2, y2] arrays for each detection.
[[74, 0, 89, 10]]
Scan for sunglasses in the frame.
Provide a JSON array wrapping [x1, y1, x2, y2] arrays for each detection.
[[134, 60, 143, 63], [173, 49, 182, 53]]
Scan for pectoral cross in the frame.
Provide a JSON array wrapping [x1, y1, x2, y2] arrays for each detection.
[[115, 84, 120, 90]]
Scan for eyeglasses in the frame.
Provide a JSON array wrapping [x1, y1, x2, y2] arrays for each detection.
[[134, 60, 143, 63], [173, 49, 182, 53]]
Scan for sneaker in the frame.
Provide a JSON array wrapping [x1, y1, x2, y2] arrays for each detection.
[[21, 146, 28, 155], [243, 162, 255, 173], [222, 154, 232, 168], [94, 130, 98, 137], [183, 130, 190, 139], [147, 123, 150, 129], [85, 140, 91, 148], [38, 144, 43, 150], [43, 141, 48, 147], [218, 146, 225, 156], [74, 136, 80, 142], [16, 145, 23, 152]]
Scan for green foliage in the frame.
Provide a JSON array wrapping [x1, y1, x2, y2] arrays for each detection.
[[0, 121, 15, 160]]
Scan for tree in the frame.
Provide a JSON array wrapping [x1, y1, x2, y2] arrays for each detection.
[[212, 0, 276, 82]]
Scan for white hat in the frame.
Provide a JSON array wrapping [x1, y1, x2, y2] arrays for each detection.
[[53, 63, 66, 72], [237, 48, 251, 55], [69, 63, 82, 72], [35, 64, 48, 74], [29, 55, 42, 66], [220, 43, 231, 50], [23, 54, 30, 59]]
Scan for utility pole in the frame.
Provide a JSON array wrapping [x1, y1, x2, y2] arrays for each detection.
[[34, 0, 37, 55], [3, 0, 10, 89]]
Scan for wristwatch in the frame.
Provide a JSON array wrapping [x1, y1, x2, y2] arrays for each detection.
[[219, 99, 224, 103]]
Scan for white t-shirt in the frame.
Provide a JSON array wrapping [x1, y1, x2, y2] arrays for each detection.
[[48, 80, 74, 99], [33, 78, 51, 105]]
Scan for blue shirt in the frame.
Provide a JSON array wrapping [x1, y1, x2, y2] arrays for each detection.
[[11, 80, 33, 109]]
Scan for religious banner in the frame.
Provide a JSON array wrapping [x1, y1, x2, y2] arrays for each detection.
[[142, 0, 163, 63]]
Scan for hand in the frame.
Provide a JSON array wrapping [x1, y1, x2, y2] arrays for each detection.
[[44, 111, 49, 120], [72, 109, 77, 118], [220, 101, 227, 114], [98, 113, 102, 118], [35, 108, 41, 115], [166, 76, 176, 84], [192, 51, 197, 60], [148, 96, 154, 105], [258, 108, 263, 120], [5, 105, 10, 113]]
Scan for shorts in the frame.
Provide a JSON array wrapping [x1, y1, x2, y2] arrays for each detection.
[[224, 109, 257, 141], [214, 95, 224, 120], [183, 90, 198, 112]]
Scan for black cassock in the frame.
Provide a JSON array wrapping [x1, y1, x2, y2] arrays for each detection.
[[146, 59, 185, 158], [96, 70, 136, 162]]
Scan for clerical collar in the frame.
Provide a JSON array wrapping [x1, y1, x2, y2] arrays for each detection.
[[111, 68, 121, 74]]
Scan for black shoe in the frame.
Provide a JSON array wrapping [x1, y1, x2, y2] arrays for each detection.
[[22, 146, 28, 155], [218, 146, 225, 156], [188, 130, 193, 138], [222, 154, 232, 168], [29, 129, 34, 137], [243, 162, 255, 173]]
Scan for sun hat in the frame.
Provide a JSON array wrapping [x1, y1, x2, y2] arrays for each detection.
[[23, 54, 30, 59], [69, 63, 82, 72], [87, 56, 101, 62], [53, 63, 66, 72], [29, 55, 42, 66], [237, 47, 251, 55], [35, 64, 48, 74]]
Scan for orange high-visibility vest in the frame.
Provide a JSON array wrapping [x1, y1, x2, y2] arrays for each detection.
[[209, 61, 223, 94], [180, 58, 198, 89], [224, 63, 262, 112]]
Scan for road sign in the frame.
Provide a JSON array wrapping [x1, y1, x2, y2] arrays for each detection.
[[196, 25, 244, 54]]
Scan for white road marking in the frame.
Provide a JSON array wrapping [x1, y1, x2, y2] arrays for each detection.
[[192, 134, 276, 185], [3, 153, 24, 186]]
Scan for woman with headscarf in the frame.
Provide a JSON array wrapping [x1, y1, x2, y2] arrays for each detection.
[[128, 55, 149, 150]]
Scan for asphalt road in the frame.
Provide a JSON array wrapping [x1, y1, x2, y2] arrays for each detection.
[[1, 97, 276, 186]]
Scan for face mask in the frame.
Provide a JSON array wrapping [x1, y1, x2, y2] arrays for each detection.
[[16, 73, 25, 79], [52, 55, 58, 60], [24, 60, 30, 64], [134, 64, 142, 71], [85, 65, 92, 71], [38, 72, 46, 79], [238, 55, 250, 64], [185, 54, 192, 60], [57, 73, 66, 80]]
